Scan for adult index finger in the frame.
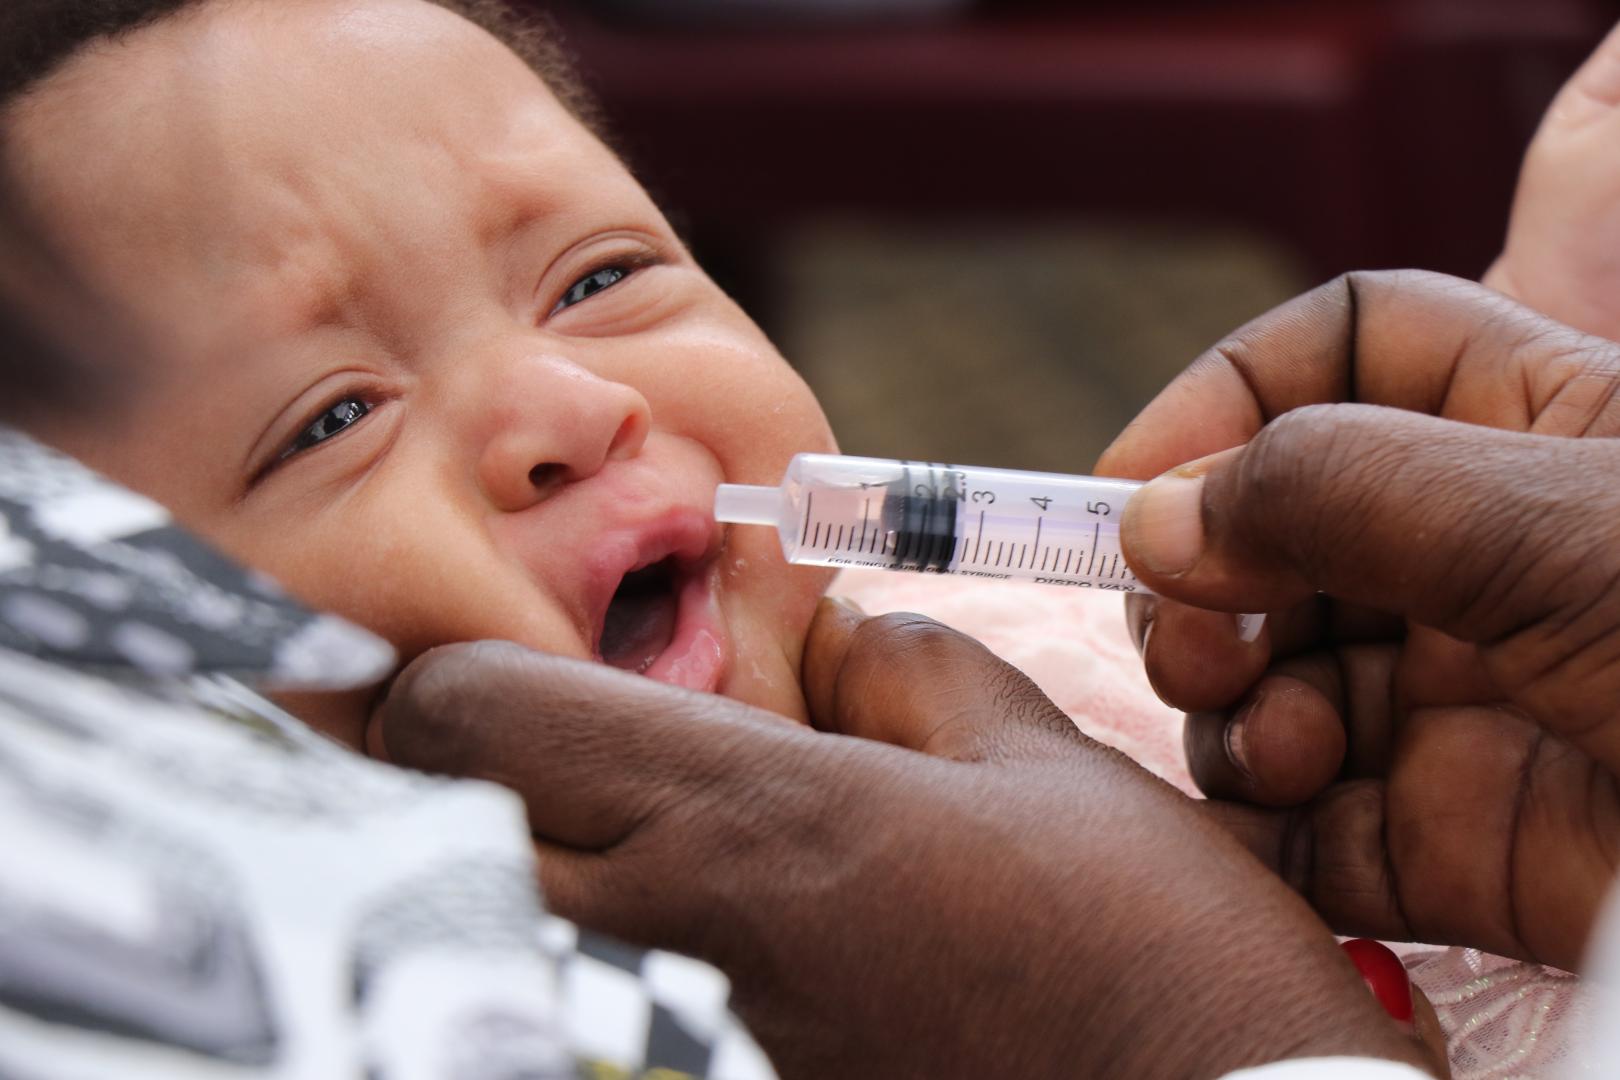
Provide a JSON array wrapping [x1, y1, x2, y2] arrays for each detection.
[[801, 598, 1089, 762], [372, 639, 968, 966]]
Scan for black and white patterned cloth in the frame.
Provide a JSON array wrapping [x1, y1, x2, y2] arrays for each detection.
[[0, 427, 773, 1080]]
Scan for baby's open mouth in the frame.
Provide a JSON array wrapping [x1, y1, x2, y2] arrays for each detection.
[[593, 549, 728, 693], [585, 507, 730, 694], [599, 557, 679, 673]]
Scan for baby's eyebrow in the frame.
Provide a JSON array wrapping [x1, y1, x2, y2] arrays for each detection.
[[218, 279, 363, 444], [476, 211, 555, 272], [237, 159, 564, 342], [470, 153, 580, 246], [236, 256, 358, 344]]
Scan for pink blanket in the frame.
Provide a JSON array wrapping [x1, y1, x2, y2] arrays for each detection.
[[834, 568, 1586, 1078]]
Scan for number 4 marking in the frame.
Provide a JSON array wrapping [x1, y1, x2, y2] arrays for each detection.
[[1030, 496, 1052, 511]]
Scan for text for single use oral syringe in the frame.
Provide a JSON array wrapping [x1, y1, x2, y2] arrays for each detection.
[[716, 453, 1149, 592]]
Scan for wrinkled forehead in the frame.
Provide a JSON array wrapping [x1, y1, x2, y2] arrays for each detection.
[[7, 0, 575, 200], [2, 0, 612, 339]]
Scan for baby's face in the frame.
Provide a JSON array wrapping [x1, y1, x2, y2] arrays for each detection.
[[9, 0, 836, 745]]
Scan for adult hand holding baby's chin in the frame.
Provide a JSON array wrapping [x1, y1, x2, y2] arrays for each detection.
[[1101, 269, 1620, 974], [373, 602, 1436, 1078]]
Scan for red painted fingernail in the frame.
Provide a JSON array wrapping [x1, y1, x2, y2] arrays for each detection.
[[1341, 939, 1414, 1025]]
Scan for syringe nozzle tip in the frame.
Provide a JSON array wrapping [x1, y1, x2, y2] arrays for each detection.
[[715, 483, 785, 527]]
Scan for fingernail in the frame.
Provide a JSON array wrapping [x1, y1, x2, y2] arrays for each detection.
[[1341, 939, 1415, 1027], [1225, 696, 1259, 782], [1129, 596, 1158, 657], [828, 595, 867, 616], [1126, 470, 1206, 576], [1235, 613, 1267, 643]]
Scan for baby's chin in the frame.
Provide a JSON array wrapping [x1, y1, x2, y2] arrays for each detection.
[[714, 651, 813, 725], [271, 636, 815, 755], [273, 573, 830, 752], [706, 570, 836, 726]]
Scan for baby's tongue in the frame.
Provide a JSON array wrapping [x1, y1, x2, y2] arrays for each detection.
[[599, 566, 678, 674]]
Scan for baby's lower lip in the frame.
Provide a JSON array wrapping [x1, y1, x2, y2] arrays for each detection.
[[641, 566, 728, 693]]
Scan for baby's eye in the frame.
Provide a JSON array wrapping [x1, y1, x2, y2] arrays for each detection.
[[284, 397, 371, 459], [552, 266, 629, 314]]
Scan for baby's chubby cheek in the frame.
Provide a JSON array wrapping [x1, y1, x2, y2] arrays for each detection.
[[261, 546, 835, 752], [712, 540, 837, 725]]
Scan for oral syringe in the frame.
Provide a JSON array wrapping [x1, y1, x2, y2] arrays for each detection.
[[715, 453, 1264, 640], [717, 451, 1144, 589]]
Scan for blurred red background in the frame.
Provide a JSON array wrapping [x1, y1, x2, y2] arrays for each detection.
[[536, 0, 1614, 281], [517, 0, 1620, 467]]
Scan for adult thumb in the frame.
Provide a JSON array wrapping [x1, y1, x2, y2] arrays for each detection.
[[1121, 402, 1620, 646]]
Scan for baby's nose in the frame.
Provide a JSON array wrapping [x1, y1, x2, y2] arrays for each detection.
[[476, 357, 651, 513]]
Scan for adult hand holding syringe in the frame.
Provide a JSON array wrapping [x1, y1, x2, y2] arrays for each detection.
[[1098, 268, 1620, 975]]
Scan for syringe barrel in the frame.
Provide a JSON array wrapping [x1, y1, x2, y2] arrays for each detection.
[[769, 454, 1148, 594]]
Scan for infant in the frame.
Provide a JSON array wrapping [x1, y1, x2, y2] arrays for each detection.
[[1, 0, 839, 747]]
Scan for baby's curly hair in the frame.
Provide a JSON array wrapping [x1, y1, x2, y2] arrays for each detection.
[[0, 0, 599, 125]]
